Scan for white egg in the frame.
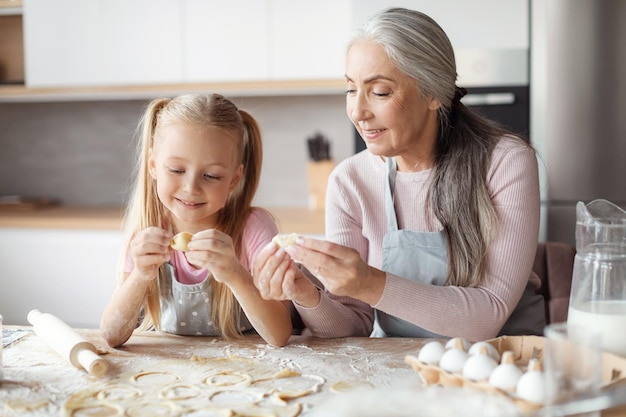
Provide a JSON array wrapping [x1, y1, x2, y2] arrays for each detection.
[[439, 348, 469, 373], [462, 347, 498, 381], [468, 341, 501, 362], [488, 352, 522, 391], [515, 359, 546, 404], [417, 341, 446, 365], [445, 337, 471, 351]]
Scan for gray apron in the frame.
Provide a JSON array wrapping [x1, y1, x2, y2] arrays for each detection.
[[157, 263, 252, 336], [375, 157, 545, 338]]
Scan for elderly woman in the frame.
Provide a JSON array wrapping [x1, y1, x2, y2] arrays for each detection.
[[254, 7, 544, 341]]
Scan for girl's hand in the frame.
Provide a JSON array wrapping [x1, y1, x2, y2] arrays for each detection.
[[184, 229, 244, 283], [253, 241, 321, 307], [129, 227, 172, 280], [283, 237, 385, 306]]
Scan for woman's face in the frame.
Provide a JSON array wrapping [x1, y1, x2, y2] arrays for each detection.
[[345, 41, 441, 171], [149, 123, 242, 233]]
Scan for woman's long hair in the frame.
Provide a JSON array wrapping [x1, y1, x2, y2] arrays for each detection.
[[121, 93, 263, 338], [352, 8, 533, 286]]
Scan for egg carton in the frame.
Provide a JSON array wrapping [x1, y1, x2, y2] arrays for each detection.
[[405, 335, 626, 415]]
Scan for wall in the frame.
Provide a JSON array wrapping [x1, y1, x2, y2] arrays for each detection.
[[0, 95, 353, 208]]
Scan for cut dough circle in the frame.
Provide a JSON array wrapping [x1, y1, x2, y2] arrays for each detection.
[[272, 233, 299, 248], [203, 371, 252, 387], [64, 356, 322, 417], [171, 232, 193, 251]]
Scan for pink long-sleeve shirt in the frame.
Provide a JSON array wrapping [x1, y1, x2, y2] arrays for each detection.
[[295, 137, 541, 341]]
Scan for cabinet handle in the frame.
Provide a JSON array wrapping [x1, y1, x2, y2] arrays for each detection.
[[461, 92, 515, 106]]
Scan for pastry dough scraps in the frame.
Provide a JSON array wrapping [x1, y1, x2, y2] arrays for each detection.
[[64, 356, 323, 417]]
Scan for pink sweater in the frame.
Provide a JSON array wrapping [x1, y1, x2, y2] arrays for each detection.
[[295, 137, 541, 341]]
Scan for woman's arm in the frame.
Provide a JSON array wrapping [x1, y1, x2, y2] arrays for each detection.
[[373, 141, 541, 340]]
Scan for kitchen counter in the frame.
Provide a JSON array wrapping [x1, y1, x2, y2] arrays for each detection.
[[0, 206, 325, 235], [2, 328, 626, 416]]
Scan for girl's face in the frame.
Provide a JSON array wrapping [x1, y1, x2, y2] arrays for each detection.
[[345, 41, 441, 171], [149, 123, 242, 233]]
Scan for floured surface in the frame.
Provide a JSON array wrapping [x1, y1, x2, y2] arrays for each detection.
[[64, 356, 310, 416], [1, 329, 427, 416]]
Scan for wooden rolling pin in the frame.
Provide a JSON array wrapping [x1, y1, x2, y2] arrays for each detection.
[[27, 309, 108, 377]]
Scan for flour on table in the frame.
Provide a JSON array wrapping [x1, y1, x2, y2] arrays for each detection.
[[63, 355, 324, 417]]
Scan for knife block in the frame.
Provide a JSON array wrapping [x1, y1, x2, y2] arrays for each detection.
[[307, 160, 335, 210]]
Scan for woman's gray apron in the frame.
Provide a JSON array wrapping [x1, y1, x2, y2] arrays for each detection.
[[157, 263, 251, 336], [374, 157, 545, 338]]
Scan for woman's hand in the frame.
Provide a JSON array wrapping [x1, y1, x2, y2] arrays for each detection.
[[253, 241, 321, 308], [129, 226, 172, 280], [185, 229, 244, 283], [284, 237, 386, 306]]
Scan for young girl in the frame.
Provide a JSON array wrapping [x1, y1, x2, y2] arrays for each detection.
[[100, 93, 292, 348]]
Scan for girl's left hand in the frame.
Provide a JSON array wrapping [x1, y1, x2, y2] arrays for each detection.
[[184, 229, 244, 282]]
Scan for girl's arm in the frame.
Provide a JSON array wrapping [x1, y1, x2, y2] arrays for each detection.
[[100, 227, 171, 347], [100, 270, 151, 348], [186, 225, 292, 347], [222, 261, 293, 347]]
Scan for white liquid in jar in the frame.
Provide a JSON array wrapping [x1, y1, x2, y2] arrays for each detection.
[[568, 300, 626, 357]]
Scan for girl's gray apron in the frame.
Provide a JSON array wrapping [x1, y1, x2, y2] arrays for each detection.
[[374, 157, 545, 338], [157, 263, 252, 336]]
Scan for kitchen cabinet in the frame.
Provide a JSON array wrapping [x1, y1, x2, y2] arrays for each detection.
[[16, 0, 350, 96], [269, 0, 352, 80], [351, 0, 529, 87], [0, 228, 121, 327], [23, 0, 183, 88], [351, 0, 528, 49], [182, 0, 269, 82]]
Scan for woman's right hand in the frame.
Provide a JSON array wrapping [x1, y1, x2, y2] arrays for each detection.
[[129, 227, 172, 280], [253, 241, 321, 308], [283, 237, 387, 306]]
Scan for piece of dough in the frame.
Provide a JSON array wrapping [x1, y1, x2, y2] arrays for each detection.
[[170, 232, 193, 251], [329, 380, 374, 393], [4, 398, 49, 411], [272, 233, 299, 248]]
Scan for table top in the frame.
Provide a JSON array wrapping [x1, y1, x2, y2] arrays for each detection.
[[2, 328, 625, 417]]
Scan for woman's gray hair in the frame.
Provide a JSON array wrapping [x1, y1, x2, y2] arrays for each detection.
[[348, 7, 535, 288], [350, 7, 458, 119]]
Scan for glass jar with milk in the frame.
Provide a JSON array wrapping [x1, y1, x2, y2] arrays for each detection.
[[568, 199, 626, 357]]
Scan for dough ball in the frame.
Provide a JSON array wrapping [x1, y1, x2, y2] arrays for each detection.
[[170, 232, 193, 251], [272, 233, 299, 248]]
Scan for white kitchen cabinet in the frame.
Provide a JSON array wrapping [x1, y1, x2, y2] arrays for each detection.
[[23, 0, 182, 88], [352, 0, 529, 49], [0, 228, 122, 328], [183, 0, 269, 82], [21, 0, 353, 89], [268, 0, 352, 80], [350, 1, 529, 87]]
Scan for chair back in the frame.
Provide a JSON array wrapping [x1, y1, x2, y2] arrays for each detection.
[[532, 242, 577, 324]]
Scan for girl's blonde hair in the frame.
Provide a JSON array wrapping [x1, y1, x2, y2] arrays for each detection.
[[121, 93, 263, 339]]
